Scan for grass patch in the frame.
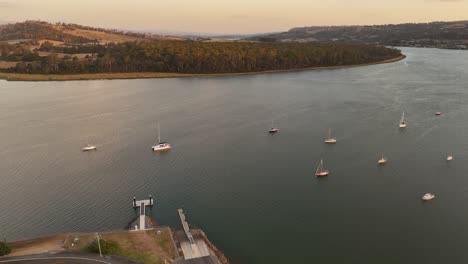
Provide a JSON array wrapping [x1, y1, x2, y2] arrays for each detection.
[[64, 229, 176, 264], [87, 239, 120, 255]]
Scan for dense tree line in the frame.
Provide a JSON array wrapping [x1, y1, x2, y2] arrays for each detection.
[[4, 41, 401, 75]]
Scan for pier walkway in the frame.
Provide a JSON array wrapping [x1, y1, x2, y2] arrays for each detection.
[[177, 209, 210, 260], [132, 196, 153, 230]]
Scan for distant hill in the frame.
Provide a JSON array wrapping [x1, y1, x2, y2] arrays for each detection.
[[0, 21, 185, 45], [248, 21, 468, 50]]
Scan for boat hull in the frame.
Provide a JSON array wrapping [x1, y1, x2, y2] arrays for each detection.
[[82, 147, 97, 151], [152, 145, 172, 151], [315, 171, 329, 177]]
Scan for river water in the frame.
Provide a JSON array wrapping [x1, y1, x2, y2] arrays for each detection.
[[1, 48, 468, 263]]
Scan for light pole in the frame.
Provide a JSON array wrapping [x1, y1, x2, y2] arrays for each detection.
[[95, 232, 102, 258]]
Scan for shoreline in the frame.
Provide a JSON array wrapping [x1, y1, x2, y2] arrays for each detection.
[[2, 214, 230, 263], [3, 228, 229, 264], [0, 55, 405, 82]]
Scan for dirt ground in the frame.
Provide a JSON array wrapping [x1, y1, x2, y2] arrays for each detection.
[[7, 234, 68, 257]]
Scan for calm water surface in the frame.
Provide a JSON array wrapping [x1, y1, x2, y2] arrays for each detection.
[[1, 48, 468, 263]]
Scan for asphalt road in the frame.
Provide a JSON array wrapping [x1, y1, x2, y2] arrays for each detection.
[[0, 253, 141, 264]]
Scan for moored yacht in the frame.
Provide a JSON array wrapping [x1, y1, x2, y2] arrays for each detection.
[[422, 193, 435, 201], [324, 128, 337, 144], [82, 136, 97, 151], [152, 123, 172, 152], [82, 144, 97, 151], [152, 142, 172, 151], [399, 112, 407, 128], [447, 155, 453, 161], [378, 153, 387, 164], [268, 120, 278, 134], [315, 159, 330, 177]]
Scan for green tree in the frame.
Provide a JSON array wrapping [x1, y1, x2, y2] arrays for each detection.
[[0, 242, 11, 256]]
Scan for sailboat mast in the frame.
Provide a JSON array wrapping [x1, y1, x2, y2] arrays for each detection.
[[316, 159, 323, 174], [158, 123, 161, 144]]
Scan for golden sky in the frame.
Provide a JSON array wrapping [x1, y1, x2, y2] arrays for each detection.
[[0, 0, 467, 34]]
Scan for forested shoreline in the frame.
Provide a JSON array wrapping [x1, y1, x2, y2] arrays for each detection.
[[1, 41, 402, 75]]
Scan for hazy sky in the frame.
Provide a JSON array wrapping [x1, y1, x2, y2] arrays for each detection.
[[0, 0, 467, 34]]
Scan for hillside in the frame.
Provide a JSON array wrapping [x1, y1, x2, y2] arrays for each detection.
[[0, 21, 185, 44], [0, 20, 403, 80], [248, 21, 468, 50], [0, 21, 95, 44]]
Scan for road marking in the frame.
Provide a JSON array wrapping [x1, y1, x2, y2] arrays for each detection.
[[0, 257, 112, 263]]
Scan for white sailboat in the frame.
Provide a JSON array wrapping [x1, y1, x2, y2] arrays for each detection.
[[399, 112, 407, 128], [82, 137, 97, 151], [378, 153, 387, 164], [324, 128, 337, 144], [152, 123, 171, 152], [268, 120, 278, 134], [315, 159, 330, 177], [422, 193, 435, 201]]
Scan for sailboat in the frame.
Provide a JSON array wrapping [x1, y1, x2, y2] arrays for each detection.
[[378, 153, 387, 164], [446, 155, 453, 161], [324, 128, 337, 144], [399, 112, 407, 128], [268, 120, 278, 134], [315, 159, 330, 177], [152, 123, 172, 152], [82, 137, 97, 151]]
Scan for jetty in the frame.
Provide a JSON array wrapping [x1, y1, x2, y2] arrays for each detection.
[[132, 195, 153, 230], [176, 209, 209, 260]]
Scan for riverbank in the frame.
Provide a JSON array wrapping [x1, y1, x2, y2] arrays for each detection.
[[1, 214, 229, 264], [0, 55, 405, 82], [3, 229, 177, 263]]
